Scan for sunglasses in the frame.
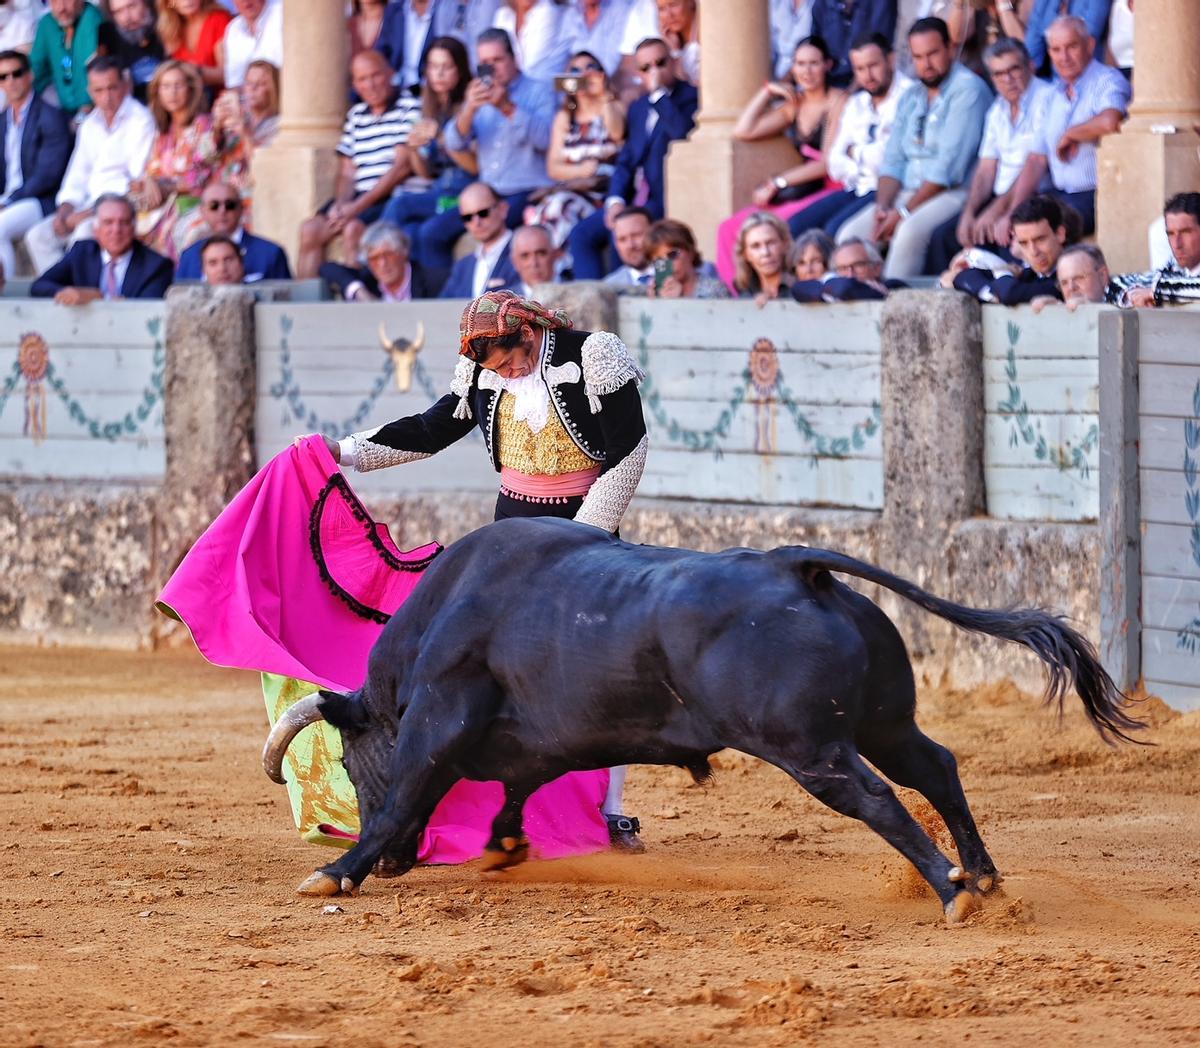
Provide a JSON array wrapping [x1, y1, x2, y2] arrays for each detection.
[[567, 62, 602, 75], [639, 56, 669, 73], [0, 68, 29, 81], [206, 199, 241, 212], [461, 206, 493, 222]]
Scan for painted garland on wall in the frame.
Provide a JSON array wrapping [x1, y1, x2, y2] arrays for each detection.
[[268, 314, 443, 435], [633, 311, 881, 460], [0, 318, 166, 442], [996, 320, 1098, 480]]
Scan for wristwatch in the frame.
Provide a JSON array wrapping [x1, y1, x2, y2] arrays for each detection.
[[772, 175, 789, 191]]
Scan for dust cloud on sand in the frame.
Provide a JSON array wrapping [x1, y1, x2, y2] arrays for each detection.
[[1, 646, 1198, 1047]]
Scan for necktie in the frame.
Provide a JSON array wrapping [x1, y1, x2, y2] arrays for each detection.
[[103, 260, 118, 299]]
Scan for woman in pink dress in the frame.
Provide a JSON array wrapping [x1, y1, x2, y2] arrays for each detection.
[[714, 36, 847, 291], [130, 59, 225, 260]]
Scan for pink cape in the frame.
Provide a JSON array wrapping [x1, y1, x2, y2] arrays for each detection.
[[156, 436, 610, 863]]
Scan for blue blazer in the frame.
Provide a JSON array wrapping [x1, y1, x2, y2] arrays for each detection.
[[438, 239, 519, 299], [375, 3, 435, 88], [31, 239, 175, 299], [608, 80, 698, 219], [175, 231, 292, 282], [0, 94, 73, 216]]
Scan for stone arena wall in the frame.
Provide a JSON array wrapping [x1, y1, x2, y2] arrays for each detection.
[[0, 285, 1142, 703]]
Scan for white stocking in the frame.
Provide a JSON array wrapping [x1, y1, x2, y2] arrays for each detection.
[[601, 765, 627, 816]]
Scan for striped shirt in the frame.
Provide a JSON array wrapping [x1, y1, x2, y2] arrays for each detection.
[[1035, 60, 1130, 195], [337, 97, 422, 193]]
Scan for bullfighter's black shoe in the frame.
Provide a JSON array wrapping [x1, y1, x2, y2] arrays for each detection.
[[606, 814, 645, 854]]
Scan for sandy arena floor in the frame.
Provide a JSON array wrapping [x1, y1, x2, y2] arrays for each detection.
[[1, 644, 1198, 1047]]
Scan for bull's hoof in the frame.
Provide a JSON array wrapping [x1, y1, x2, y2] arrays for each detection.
[[943, 889, 982, 926], [373, 856, 408, 879], [480, 835, 530, 872], [976, 871, 1002, 894], [296, 871, 343, 896]]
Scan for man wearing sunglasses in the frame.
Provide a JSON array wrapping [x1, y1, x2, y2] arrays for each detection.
[[0, 48, 72, 282], [438, 179, 520, 298], [568, 35, 696, 279], [175, 178, 291, 283]]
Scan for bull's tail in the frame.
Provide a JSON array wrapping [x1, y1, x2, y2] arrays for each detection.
[[788, 549, 1146, 745]]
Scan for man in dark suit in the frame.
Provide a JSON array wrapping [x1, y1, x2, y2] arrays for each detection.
[[0, 49, 73, 280], [374, 0, 436, 93], [319, 220, 435, 301], [175, 180, 292, 282], [438, 181, 519, 298], [31, 192, 174, 302], [568, 36, 698, 279], [791, 237, 907, 302]]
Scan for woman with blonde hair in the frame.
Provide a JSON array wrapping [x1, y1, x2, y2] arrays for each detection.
[[130, 59, 225, 259], [157, 0, 231, 89], [734, 211, 793, 304]]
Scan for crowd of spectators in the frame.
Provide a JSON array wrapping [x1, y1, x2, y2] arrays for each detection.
[[0, 1, 1194, 318]]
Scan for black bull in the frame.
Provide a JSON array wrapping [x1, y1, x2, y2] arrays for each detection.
[[263, 517, 1142, 924]]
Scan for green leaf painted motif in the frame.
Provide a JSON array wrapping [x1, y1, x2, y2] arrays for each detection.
[[996, 341, 1097, 481]]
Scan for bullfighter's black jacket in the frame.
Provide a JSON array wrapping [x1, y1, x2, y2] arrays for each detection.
[[342, 328, 648, 532]]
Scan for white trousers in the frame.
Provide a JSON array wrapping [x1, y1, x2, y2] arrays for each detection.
[[0, 198, 44, 279], [25, 212, 96, 274], [838, 186, 970, 280], [602, 764, 627, 816]]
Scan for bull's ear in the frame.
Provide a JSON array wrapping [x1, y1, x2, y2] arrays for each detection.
[[317, 689, 370, 731]]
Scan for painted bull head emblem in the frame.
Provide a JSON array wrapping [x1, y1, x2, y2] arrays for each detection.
[[378, 321, 425, 393]]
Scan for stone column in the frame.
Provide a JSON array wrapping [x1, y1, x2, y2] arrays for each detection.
[[878, 291, 985, 657], [1097, 0, 1200, 271], [153, 286, 258, 645], [251, 0, 350, 266], [665, 0, 799, 260]]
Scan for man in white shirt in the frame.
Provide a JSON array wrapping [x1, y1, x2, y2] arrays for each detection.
[[24, 55, 155, 272], [223, 0, 282, 90], [787, 32, 910, 240], [601, 205, 653, 285], [924, 36, 1053, 273], [509, 222, 559, 297]]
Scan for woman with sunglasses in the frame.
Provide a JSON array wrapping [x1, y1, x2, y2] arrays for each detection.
[[643, 218, 729, 300], [713, 35, 847, 292], [314, 288, 650, 853], [523, 50, 624, 264]]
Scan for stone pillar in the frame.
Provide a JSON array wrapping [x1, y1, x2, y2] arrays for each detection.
[[251, 0, 350, 266], [1098, 309, 1141, 690], [665, 0, 799, 260], [1097, 0, 1200, 271], [878, 291, 985, 657], [154, 286, 258, 644]]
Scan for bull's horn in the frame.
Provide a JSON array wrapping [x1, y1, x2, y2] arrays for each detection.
[[262, 694, 326, 784], [378, 322, 393, 352], [409, 321, 425, 354]]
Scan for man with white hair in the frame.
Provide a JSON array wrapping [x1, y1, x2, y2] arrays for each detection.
[[791, 236, 904, 301], [995, 15, 1129, 237], [509, 223, 560, 297], [319, 220, 435, 301]]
